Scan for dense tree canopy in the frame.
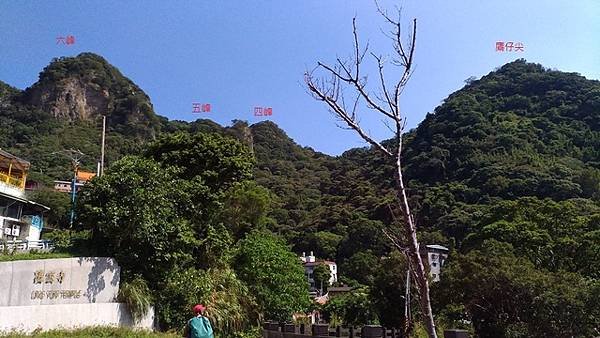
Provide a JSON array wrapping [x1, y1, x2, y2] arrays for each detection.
[[435, 241, 600, 337], [76, 156, 200, 284]]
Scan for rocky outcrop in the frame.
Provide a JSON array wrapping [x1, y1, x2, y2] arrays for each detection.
[[20, 53, 160, 137], [23, 77, 110, 121]]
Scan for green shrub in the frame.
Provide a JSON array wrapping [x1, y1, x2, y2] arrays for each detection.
[[41, 229, 92, 255], [0, 251, 73, 262]]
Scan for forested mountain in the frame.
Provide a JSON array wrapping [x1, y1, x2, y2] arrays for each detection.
[[1, 54, 599, 335]]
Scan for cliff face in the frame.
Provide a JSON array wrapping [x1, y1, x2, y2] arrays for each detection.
[[21, 53, 160, 137], [24, 76, 111, 121]]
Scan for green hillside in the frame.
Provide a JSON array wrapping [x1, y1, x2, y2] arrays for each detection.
[[1, 55, 599, 335]]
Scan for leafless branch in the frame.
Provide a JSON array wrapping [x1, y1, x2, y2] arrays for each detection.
[[305, 70, 393, 157]]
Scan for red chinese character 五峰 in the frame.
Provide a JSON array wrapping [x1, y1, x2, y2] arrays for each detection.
[[65, 35, 75, 45], [264, 107, 272, 116], [254, 107, 263, 116], [514, 42, 525, 52], [505, 41, 514, 52], [201, 103, 211, 112], [56, 36, 66, 45], [192, 103, 202, 113], [495, 41, 505, 52]]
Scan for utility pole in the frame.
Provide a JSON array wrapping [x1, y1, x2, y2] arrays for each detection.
[[100, 115, 106, 176], [69, 161, 78, 228], [52, 150, 85, 228]]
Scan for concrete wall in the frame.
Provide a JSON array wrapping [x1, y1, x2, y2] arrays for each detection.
[[0, 303, 155, 334], [0, 257, 120, 306], [0, 181, 25, 198]]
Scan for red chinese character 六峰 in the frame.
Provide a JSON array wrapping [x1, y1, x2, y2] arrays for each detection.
[[254, 107, 263, 116], [56, 36, 66, 45], [264, 107, 272, 116], [505, 41, 514, 52], [65, 35, 75, 45], [495, 41, 505, 52], [192, 103, 202, 113], [514, 42, 525, 52], [202, 103, 211, 112]]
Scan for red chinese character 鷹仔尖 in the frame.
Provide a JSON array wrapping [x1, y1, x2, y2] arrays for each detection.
[[495, 41, 505, 52], [514, 42, 524, 52], [505, 41, 514, 52]]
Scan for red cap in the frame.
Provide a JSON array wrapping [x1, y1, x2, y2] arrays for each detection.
[[193, 304, 206, 314]]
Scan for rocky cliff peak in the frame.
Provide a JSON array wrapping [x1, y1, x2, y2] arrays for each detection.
[[21, 53, 160, 137]]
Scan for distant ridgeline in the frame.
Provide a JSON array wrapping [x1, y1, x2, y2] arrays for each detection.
[[1, 55, 599, 312]]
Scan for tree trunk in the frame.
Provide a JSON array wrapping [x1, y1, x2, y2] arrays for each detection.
[[395, 157, 438, 338]]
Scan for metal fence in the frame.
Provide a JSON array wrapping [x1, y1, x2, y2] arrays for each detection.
[[262, 323, 405, 338], [262, 323, 469, 338]]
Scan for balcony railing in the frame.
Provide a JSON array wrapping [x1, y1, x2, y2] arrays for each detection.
[[0, 171, 24, 190], [0, 239, 54, 252]]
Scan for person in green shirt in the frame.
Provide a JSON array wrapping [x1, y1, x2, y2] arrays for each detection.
[[183, 304, 214, 338]]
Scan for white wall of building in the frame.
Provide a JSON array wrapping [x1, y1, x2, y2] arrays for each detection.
[[0, 181, 25, 199], [425, 246, 448, 282]]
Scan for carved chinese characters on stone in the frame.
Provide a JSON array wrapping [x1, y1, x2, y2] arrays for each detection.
[[30, 269, 82, 300]]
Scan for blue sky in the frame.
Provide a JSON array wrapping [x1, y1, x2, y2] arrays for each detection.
[[1, 1, 598, 155]]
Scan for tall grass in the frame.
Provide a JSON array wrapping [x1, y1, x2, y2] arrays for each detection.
[[118, 277, 154, 323]]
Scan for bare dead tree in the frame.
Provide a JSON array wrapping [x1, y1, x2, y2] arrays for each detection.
[[304, 4, 438, 337]]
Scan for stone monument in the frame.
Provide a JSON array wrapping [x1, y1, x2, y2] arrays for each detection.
[[0, 257, 154, 333]]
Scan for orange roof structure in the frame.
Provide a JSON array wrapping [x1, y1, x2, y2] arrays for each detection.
[[76, 171, 96, 181]]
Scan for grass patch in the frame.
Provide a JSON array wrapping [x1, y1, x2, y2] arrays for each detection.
[[0, 326, 178, 337], [0, 251, 74, 262]]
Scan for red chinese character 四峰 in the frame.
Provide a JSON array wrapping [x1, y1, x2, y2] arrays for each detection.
[[65, 35, 75, 45], [254, 107, 263, 116], [495, 41, 505, 52], [56, 36, 66, 45], [264, 107, 272, 116], [192, 103, 202, 113], [514, 42, 525, 52], [202, 103, 211, 112], [505, 41, 514, 52]]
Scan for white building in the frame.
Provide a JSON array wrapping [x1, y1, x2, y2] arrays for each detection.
[[423, 244, 449, 282], [0, 149, 49, 244], [300, 251, 338, 293]]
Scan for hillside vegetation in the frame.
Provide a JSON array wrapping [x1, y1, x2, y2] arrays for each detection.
[[1, 55, 599, 336]]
